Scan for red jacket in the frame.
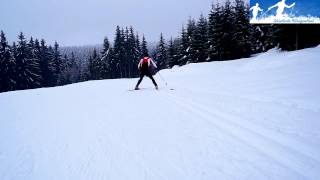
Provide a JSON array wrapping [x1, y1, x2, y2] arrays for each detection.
[[138, 57, 157, 69]]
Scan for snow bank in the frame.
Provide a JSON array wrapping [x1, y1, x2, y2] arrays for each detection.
[[1, 46, 320, 180]]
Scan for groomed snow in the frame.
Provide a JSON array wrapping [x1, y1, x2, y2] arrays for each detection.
[[1, 46, 320, 180]]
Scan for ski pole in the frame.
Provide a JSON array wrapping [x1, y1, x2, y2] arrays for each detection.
[[157, 71, 168, 86]]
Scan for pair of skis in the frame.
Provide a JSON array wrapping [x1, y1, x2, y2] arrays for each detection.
[[129, 72, 173, 91], [128, 87, 175, 91]]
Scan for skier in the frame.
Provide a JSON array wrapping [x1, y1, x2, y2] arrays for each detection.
[[268, 0, 295, 18], [250, 3, 263, 21], [135, 53, 158, 90]]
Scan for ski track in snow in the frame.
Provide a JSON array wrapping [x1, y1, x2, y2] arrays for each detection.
[[159, 89, 320, 179], [1, 47, 320, 180]]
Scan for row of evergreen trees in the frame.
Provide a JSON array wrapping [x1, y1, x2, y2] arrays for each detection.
[[149, 0, 254, 69], [2, 0, 320, 93], [87, 0, 283, 81], [149, 0, 319, 68], [88, 26, 149, 80], [0, 31, 79, 93], [87, 0, 254, 80]]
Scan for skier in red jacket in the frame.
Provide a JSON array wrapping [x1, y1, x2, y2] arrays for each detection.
[[135, 54, 158, 90]]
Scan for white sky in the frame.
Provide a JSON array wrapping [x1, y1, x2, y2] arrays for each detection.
[[1, 0, 217, 46]]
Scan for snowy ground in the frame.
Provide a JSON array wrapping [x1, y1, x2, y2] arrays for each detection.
[[1, 46, 320, 180]]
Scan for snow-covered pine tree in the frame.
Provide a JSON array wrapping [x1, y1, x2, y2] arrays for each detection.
[[60, 52, 80, 85], [155, 33, 168, 70], [39, 39, 56, 87], [141, 35, 149, 57], [106, 47, 115, 79], [131, 31, 141, 77], [69, 52, 80, 83], [48, 45, 58, 86], [15, 32, 41, 90], [58, 54, 71, 85], [0, 31, 16, 92], [135, 34, 142, 59], [89, 48, 102, 80], [186, 18, 197, 63], [177, 26, 189, 66], [219, 0, 237, 60], [127, 27, 137, 78], [113, 26, 126, 78], [28, 37, 42, 86], [101, 37, 111, 79], [208, 3, 223, 61], [252, 25, 275, 53], [173, 38, 181, 66], [167, 38, 176, 68], [61, 54, 71, 84], [193, 14, 209, 62], [123, 27, 130, 78], [65, 51, 87, 82], [53, 42, 63, 85], [28, 37, 35, 48], [11, 42, 17, 58], [167, 37, 181, 68], [233, 0, 252, 58], [33, 39, 42, 84]]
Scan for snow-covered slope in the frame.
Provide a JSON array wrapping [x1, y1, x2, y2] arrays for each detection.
[[1, 46, 320, 180]]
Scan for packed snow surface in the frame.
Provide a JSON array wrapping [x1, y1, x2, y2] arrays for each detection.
[[1, 47, 320, 180]]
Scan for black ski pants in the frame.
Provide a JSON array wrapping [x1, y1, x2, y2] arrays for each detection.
[[136, 72, 158, 87]]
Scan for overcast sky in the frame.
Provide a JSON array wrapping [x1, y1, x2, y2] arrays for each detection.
[[1, 0, 218, 46]]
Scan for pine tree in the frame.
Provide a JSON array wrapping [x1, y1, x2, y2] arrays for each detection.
[[39, 39, 55, 87], [69, 52, 80, 83], [34, 39, 41, 55], [113, 26, 126, 78], [234, 0, 252, 58], [33, 39, 42, 78], [252, 25, 275, 53], [101, 37, 111, 79], [186, 18, 197, 63], [89, 48, 101, 80], [60, 52, 80, 84], [106, 47, 116, 79], [193, 14, 209, 62], [102, 37, 110, 53], [141, 35, 149, 56], [53, 42, 62, 85], [208, 3, 223, 61], [178, 26, 189, 65], [29, 37, 35, 48], [0, 31, 16, 92], [123, 27, 130, 78], [60, 54, 71, 85], [135, 34, 142, 59], [15, 32, 41, 90], [167, 37, 179, 68], [220, 0, 237, 60], [28, 37, 42, 86], [127, 27, 137, 78], [155, 33, 168, 70]]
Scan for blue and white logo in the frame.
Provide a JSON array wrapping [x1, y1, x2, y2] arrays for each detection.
[[250, 0, 320, 24]]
